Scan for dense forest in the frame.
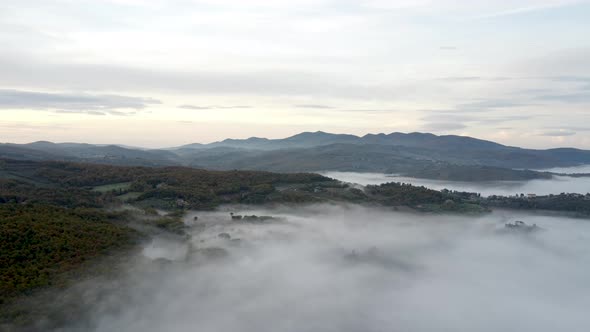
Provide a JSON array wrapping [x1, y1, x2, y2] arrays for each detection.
[[485, 193, 590, 215], [0, 205, 138, 300], [366, 182, 487, 213], [0, 159, 332, 210]]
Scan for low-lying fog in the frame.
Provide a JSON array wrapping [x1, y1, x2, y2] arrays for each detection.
[[321, 171, 590, 197], [537, 164, 590, 174], [57, 205, 590, 332]]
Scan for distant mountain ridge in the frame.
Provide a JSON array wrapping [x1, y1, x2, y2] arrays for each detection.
[[0, 141, 178, 166], [2, 131, 590, 181], [172, 131, 505, 151]]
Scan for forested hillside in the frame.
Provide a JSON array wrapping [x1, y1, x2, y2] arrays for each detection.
[[0, 205, 138, 300], [3, 131, 590, 181]]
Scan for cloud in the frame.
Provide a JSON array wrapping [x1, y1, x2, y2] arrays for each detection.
[[421, 113, 477, 122], [216, 106, 251, 109], [0, 121, 72, 132], [536, 92, 590, 104], [0, 54, 419, 101], [525, 76, 590, 104], [422, 112, 533, 125], [540, 130, 577, 137], [178, 105, 251, 110], [541, 126, 590, 137], [0, 0, 588, 148], [55, 110, 107, 116], [437, 76, 482, 82], [419, 110, 537, 136], [514, 49, 590, 78], [421, 122, 467, 131], [483, 115, 535, 124], [548, 126, 590, 132], [437, 76, 516, 82], [0, 89, 160, 115], [471, 1, 584, 19], [339, 109, 400, 113], [178, 105, 211, 110], [546, 76, 590, 83], [458, 100, 526, 110], [294, 104, 334, 109]]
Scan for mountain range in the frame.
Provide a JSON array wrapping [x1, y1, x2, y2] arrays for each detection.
[[2, 131, 590, 181]]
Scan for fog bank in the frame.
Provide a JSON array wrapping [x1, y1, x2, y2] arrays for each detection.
[[536, 164, 590, 174], [51, 204, 590, 332], [322, 171, 590, 197]]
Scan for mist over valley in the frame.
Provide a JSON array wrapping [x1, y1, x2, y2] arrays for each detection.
[[14, 205, 590, 332], [323, 170, 590, 197]]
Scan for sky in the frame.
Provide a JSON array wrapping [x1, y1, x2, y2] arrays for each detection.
[[1, 0, 589, 148]]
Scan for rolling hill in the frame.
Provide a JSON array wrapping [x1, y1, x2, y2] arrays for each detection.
[[2, 131, 590, 181]]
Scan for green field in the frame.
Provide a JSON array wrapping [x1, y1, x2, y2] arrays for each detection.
[[117, 191, 142, 201], [92, 182, 132, 193]]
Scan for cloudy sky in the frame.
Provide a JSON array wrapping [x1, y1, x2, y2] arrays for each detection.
[[1, 0, 589, 148]]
